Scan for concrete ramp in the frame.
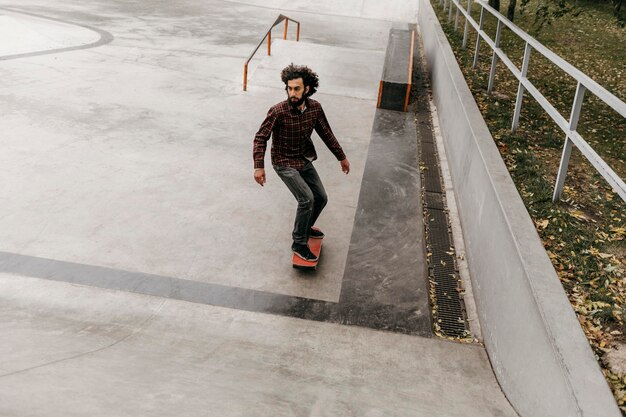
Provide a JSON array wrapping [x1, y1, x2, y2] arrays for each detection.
[[247, 39, 384, 100], [0, 274, 517, 417], [0, 1, 519, 416], [226, 0, 417, 22]]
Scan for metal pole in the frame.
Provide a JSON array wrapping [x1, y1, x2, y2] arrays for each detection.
[[462, 0, 472, 47], [553, 83, 587, 201], [267, 30, 271, 55], [296, 23, 300, 41], [472, 6, 484, 68], [454, 3, 460, 30], [243, 63, 248, 91], [284, 18, 288, 40], [512, 42, 532, 132], [448, 0, 454, 22], [487, 20, 503, 93]]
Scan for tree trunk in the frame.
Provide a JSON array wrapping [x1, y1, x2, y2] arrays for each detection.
[[507, 0, 517, 20], [489, 0, 500, 12]]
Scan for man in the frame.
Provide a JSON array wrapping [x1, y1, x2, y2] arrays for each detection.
[[253, 64, 350, 262]]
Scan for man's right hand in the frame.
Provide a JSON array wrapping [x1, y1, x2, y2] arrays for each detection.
[[254, 168, 266, 186]]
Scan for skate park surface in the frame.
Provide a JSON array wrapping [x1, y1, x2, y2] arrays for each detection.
[[0, 1, 518, 415]]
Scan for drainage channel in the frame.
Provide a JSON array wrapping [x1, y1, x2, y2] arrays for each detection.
[[411, 29, 469, 339]]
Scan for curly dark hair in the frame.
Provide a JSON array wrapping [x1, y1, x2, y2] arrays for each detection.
[[280, 63, 319, 97]]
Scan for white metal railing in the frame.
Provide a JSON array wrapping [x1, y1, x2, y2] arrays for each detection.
[[436, 0, 626, 203]]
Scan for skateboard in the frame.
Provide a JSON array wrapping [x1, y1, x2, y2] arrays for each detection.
[[292, 227, 323, 270]]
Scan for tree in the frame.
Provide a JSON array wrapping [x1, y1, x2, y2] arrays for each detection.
[[489, 0, 501, 12], [614, 0, 625, 25], [529, 0, 576, 33], [508, 0, 517, 20]]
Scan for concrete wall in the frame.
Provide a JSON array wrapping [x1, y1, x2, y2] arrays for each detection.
[[417, 1, 621, 416]]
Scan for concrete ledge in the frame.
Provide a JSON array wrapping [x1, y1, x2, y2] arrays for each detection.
[[377, 29, 414, 112], [340, 109, 431, 336], [417, 0, 621, 416]]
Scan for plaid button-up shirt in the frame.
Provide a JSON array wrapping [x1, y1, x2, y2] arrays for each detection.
[[253, 98, 346, 170]]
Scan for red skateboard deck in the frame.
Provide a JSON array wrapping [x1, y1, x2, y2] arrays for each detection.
[[292, 227, 323, 270]]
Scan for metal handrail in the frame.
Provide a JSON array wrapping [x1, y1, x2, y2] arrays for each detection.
[[437, 0, 626, 203], [243, 14, 300, 92]]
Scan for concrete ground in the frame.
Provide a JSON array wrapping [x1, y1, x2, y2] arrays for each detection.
[[0, 1, 518, 415]]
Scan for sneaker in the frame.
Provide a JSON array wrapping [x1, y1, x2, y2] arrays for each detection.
[[292, 243, 318, 261], [309, 228, 325, 239]]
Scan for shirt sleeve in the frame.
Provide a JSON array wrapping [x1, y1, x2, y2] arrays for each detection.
[[314, 107, 346, 162], [253, 107, 277, 169]]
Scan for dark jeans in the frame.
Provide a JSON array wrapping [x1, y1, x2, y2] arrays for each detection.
[[274, 161, 328, 245]]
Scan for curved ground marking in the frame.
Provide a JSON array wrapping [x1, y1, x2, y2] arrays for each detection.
[[0, 6, 113, 61]]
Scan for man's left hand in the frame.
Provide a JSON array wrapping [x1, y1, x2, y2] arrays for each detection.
[[340, 159, 350, 175]]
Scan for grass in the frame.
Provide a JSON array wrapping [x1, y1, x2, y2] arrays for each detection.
[[431, 0, 626, 412]]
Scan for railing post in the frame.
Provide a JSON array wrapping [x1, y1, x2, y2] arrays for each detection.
[[296, 22, 300, 41], [243, 63, 248, 91], [448, 0, 454, 22], [284, 18, 288, 40], [454, 2, 460, 30], [472, 6, 484, 68], [553, 83, 587, 201], [512, 42, 532, 132], [462, 0, 472, 48], [487, 20, 503, 93], [267, 30, 271, 55]]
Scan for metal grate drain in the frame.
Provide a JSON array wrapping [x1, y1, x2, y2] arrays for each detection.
[[422, 173, 468, 337], [413, 62, 468, 339], [424, 191, 445, 210]]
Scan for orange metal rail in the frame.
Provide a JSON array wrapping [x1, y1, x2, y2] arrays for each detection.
[[243, 14, 300, 91]]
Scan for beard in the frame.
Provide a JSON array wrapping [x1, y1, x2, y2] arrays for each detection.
[[288, 95, 306, 108]]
